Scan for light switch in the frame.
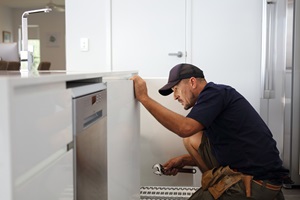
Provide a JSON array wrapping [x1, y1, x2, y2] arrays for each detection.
[[80, 38, 89, 52]]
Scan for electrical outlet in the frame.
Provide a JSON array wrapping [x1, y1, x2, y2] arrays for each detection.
[[80, 38, 89, 51]]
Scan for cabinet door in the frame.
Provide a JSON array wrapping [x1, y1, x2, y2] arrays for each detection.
[[15, 150, 73, 200], [112, 0, 188, 77], [11, 82, 72, 180], [105, 80, 140, 200]]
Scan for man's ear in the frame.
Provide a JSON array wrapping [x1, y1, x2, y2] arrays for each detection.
[[189, 77, 197, 88]]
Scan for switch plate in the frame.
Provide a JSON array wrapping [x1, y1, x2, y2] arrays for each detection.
[[80, 38, 89, 51]]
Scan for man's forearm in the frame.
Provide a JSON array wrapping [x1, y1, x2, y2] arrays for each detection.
[[180, 154, 197, 166], [141, 96, 183, 130], [140, 96, 199, 137]]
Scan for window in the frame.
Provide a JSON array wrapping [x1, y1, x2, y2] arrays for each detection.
[[28, 39, 40, 69]]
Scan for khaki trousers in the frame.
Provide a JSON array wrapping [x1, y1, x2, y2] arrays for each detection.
[[190, 134, 284, 200]]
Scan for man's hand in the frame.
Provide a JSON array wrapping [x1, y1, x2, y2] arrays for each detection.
[[162, 154, 194, 176], [130, 75, 149, 102]]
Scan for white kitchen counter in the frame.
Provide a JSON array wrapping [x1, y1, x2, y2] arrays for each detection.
[[0, 70, 137, 85], [0, 70, 139, 200]]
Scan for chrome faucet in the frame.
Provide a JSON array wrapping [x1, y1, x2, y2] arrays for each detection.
[[21, 8, 52, 71]]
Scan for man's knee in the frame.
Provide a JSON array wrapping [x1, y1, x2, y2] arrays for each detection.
[[183, 133, 203, 151], [183, 137, 190, 148]]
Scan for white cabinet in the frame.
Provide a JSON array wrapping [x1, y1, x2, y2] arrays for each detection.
[[11, 82, 73, 183], [106, 79, 140, 200], [0, 73, 73, 200], [0, 71, 139, 200], [15, 150, 73, 200]]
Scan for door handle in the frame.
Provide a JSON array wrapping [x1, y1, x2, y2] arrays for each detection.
[[168, 51, 183, 58], [261, 0, 276, 99]]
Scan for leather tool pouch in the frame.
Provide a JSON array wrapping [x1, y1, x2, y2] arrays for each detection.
[[201, 166, 243, 199]]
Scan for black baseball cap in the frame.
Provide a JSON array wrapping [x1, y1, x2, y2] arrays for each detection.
[[158, 63, 205, 96]]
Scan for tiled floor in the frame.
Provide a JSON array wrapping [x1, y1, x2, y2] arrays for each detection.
[[283, 188, 300, 200]]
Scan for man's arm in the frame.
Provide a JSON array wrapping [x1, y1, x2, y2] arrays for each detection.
[[131, 75, 204, 137]]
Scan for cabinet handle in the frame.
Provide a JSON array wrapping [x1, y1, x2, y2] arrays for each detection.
[[168, 51, 183, 58], [261, 0, 276, 99]]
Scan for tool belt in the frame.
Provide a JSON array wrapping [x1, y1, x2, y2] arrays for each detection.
[[201, 166, 253, 199], [252, 180, 282, 191]]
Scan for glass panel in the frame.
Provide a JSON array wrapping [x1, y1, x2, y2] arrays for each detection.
[[28, 40, 40, 69]]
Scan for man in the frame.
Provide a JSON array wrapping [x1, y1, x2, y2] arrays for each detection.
[[131, 63, 291, 200]]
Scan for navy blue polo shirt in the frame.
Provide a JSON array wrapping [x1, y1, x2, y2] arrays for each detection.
[[187, 82, 288, 180]]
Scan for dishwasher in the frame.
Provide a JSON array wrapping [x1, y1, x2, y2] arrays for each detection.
[[71, 83, 107, 200]]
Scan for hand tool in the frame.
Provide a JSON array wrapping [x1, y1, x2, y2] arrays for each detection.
[[152, 163, 196, 176]]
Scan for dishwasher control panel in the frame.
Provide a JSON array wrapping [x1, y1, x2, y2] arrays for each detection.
[[72, 87, 107, 133]]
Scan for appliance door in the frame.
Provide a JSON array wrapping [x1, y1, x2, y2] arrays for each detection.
[[260, 0, 300, 186], [289, 0, 300, 186], [73, 87, 107, 200], [282, 0, 300, 186]]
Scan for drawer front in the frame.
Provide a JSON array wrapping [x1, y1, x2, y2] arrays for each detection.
[[11, 82, 72, 180], [14, 150, 73, 200]]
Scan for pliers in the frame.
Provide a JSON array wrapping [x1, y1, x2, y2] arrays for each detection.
[[152, 163, 197, 176]]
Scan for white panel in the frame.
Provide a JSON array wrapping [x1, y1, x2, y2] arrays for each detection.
[[11, 82, 73, 181], [111, 0, 187, 77], [66, 0, 111, 71], [140, 78, 199, 187], [106, 80, 140, 200], [0, 81, 13, 200], [14, 150, 73, 200], [191, 0, 262, 111]]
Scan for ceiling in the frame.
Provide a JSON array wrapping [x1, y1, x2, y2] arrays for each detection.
[[0, 0, 64, 9]]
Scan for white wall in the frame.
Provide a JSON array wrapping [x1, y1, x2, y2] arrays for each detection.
[[191, 0, 262, 111], [0, 5, 14, 41], [65, 0, 111, 71]]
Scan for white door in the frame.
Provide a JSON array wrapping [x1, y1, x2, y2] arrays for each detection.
[[111, 0, 189, 77]]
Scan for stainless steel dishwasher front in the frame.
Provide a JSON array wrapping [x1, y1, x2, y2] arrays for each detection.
[[72, 84, 107, 200]]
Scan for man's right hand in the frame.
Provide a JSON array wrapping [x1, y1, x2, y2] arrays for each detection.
[[162, 154, 195, 175], [130, 75, 149, 102]]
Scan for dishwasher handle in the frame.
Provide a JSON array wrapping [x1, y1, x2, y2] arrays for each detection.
[[83, 110, 103, 129]]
